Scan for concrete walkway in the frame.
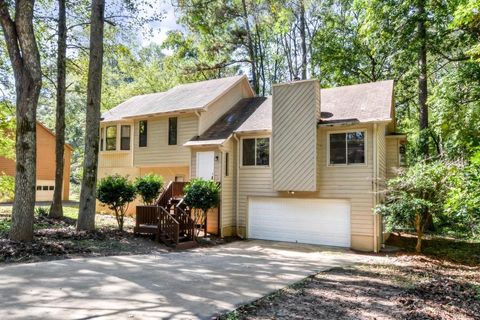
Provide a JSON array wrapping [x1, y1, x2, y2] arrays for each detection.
[[0, 240, 385, 320]]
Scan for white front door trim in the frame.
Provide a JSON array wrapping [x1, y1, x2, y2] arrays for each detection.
[[196, 151, 215, 180]]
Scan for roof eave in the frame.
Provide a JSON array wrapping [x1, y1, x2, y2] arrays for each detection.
[[233, 128, 272, 135], [317, 118, 392, 127]]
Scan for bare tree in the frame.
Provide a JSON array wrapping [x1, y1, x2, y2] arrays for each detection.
[[50, 0, 67, 218], [77, 0, 105, 231], [0, 0, 42, 241]]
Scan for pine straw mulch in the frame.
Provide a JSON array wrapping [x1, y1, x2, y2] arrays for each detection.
[[220, 254, 480, 320], [0, 213, 168, 264]]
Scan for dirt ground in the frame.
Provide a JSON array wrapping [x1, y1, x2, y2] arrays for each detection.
[[0, 211, 169, 264], [220, 254, 480, 320]]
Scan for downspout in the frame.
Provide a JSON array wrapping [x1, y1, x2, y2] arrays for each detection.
[[373, 123, 378, 253], [233, 133, 243, 239]]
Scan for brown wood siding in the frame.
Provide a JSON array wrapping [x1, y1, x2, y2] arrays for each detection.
[[0, 123, 72, 200]]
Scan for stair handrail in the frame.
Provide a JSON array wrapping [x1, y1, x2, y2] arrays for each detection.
[[156, 181, 174, 207], [158, 206, 180, 245]]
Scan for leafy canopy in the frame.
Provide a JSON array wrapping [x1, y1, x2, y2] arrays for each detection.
[[134, 173, 164, 205], [183, 178, 220, 213]]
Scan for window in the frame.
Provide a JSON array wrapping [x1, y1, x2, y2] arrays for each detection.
[[139, 120, 147, 147], [36, 186, 42, 191], [168, 117, 177, 145], [42, 186, 49, 191], [225, 152, 229, 176], [121, 125, 131, 150], [242, 138, 270, 166], [100, 127, 104, 151], [329, 131, 365, 165], [49, 186, 55, 191], [106, 126, 117, 151]]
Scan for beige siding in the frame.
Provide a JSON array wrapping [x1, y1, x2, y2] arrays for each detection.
[[133, 114, 198, 167], [198, 80, 253, 134], [219, 139, 236, 236], [139, 166, 190, 183], [386, 136, 405, 179], [237, 125, 377, 251], [98, 152, 132, 168], [377, 124, 387, 200], [272, 80, 320, 191]]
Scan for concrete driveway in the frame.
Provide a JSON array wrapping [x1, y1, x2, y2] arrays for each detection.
[[0, 240, 383, 320]]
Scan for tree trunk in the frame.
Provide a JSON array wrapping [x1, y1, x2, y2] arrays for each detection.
[[50, 0, 67, 219], [415, 213, 423, 253], [417, 0, 429, 158], [299, 0, 307, 79], [77, 0, 105, 231], [0, 0, 42, 241], [241, 0, 259, 95]]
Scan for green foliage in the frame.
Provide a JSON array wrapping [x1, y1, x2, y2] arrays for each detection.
[[96, 175, 136, 231], [183, 178, 221, 214], [134, 173, 164, 205], [0, 174, 14, 202], [35, 207, 50, 217], [444, 151, 480, 238], [376, 161, 451, 251]]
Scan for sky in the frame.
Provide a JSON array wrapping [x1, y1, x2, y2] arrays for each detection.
[[141, 0, 184, 55]]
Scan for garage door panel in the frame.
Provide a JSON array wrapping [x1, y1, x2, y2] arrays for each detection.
[[248, 197, 351, 247]]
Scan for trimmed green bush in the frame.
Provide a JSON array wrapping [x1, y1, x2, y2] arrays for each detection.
[[183, 178, 220, 238], [97, 175, 136, 231], [134, 173, 164, 205]]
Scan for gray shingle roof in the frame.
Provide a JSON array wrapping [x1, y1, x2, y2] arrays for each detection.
[[320, 80, 394, 124], [234, 96, 272, 133], [101, 75, 248, 122], [184, 97, 268, 146]]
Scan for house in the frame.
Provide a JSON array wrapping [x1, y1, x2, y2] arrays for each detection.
[[98, 75, 406, 252], [0, 122, 72, 201]]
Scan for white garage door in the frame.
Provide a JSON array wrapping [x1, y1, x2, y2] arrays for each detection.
[[248, 197, 351, 247]]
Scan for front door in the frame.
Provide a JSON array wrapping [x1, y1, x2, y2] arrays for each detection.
[[196, 151, 215, 180]]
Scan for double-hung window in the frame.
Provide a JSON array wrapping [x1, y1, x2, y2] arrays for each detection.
[[329, 131, 365, 165], [139, 120, 147, 147], [100, 127, 104, 151], [106, 126, 117, 151], [242, 137, 270, 166], [121, 125, 131, 150], [168, 117, 177, 145]]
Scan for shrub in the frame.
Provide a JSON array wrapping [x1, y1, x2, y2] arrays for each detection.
[[97, 175, 136, 231], [376, 161, 451, 252], [183, 178, 220, 238], [0, 174, 14, 202], [134, 173, 164, 205], [35, 207, 50, 217]]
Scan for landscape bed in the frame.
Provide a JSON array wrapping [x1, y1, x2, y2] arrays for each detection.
[[0, 205, 168, 264]]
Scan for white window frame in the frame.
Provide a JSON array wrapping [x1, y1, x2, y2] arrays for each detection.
[[327, 129, 367, 167], [240, 136, 271, 168]]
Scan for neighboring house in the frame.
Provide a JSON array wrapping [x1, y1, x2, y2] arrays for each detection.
[[98, 75, 406, 252], [0, 122, 72, 202]]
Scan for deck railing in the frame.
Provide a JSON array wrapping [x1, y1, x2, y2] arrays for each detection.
[[175, 198, 195, 241], [156, 181, 188, 208]]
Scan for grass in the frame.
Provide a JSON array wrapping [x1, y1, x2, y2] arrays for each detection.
[[0, 205, 125, 236]]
